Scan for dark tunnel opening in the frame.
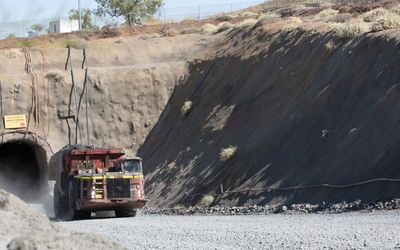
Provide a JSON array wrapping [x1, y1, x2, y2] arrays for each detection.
[[0, 140, 48, 201]]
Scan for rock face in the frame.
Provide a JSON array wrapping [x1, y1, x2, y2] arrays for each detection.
[[138, 27, 400, 207], [0, 190, 125, 249], [0, 34, 215, 156], [0, 34, 217, 200]]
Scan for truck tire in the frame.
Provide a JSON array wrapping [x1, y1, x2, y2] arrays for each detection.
[[53, 185, 62, 219], [115, 210, 137, 218], [65, 179, 91, 221], [54, 183, 68, 220], [65, 180, 77, 221]]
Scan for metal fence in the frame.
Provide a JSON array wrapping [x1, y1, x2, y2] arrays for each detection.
[[156, 1, 266, 20], [0, 1, 267, 39]]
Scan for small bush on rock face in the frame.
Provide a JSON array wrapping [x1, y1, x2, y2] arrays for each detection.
[[219, 145, 237, 162], [46, 70, 64, 82], [181, 100, 192, 116], [198, 195, 214, 207], [200, 24, 218, 34], [325, 40, 336, 51]]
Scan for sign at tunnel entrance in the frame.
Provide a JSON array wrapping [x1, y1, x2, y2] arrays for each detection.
[[3, 115, 27, 129]]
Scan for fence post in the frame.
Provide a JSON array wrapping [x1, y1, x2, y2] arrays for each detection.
[[198, 5, 201, 20], [163, 8, 166, 21], [231, 3, 233, 14], [22, 21, 25, 38]]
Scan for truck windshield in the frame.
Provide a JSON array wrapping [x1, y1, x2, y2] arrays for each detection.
[[123, 160, 142, 173]]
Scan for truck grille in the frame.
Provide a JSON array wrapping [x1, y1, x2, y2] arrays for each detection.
[[106, 179, 131, 199]]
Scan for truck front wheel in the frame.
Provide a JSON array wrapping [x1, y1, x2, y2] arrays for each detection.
[[65, 179, 91, 220], [54, 183, 68, 220], [65, 180, 77, 221], [53, 185, 62, 219]]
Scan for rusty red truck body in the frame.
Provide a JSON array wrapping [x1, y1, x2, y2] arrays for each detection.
[[49, 145, 147, 220]]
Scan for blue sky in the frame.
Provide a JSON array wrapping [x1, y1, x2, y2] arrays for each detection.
[[0, 0, 264, 22]]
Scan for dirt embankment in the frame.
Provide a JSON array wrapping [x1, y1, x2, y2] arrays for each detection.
[[0, 190, 125, 249], [138, 25, 400, 207]]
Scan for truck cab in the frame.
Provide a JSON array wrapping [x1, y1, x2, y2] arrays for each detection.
[[50, 145, 147, 220]]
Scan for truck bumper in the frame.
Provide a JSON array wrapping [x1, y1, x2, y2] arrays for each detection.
[[77, 199, 147, 211]]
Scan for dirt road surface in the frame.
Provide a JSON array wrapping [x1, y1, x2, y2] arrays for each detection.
[[57, 211, 400, 249]]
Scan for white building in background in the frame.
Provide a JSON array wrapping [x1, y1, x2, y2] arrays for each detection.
[[49, 19, 79, 34]]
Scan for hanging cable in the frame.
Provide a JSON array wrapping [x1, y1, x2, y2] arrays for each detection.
[[66, 46, 83, 145]]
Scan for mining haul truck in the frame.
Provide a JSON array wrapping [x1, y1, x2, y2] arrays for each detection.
[[49, 145, 147, 220]]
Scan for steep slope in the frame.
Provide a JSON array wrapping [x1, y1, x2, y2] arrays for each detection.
[[139, 26, 400, 207]]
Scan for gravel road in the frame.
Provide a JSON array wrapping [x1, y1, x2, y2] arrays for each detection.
[[57, 211, 400, 250]]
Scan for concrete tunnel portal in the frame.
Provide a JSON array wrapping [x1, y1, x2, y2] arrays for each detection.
[[0, 139, 48, 201]]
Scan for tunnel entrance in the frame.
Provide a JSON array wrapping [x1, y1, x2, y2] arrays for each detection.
[[0, 140, 48, 201]]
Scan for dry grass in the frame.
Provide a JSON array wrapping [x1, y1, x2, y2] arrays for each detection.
[[215, 15, 234, 22], [330, 21, 370, 37], [235, 18, 258, 29], [164, 29, 179, 37], [181, 100, 193, 116], [5, 49, 21, 59], [256, 13, 281, 26], [288, 17, 303, 24], [216, 22, 233, 33], [180, 17, 196, 24], [329, 13, 353, 23], [240, 12, 259, 18], [219, 145, 237, 162], [200, 23, 218, 34], [391, 4, 400, 16], [282, 23, 300, 32], [314, 8, 339, 21], [371, 13, 400, 32], [362, 8, 391, 22], [65, 39, 87, 49], [181, 28, 200, 35]]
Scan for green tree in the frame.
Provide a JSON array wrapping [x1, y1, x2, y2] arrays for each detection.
[[30, 24, 44, 36], [69, 8, 98, 30], [94, 0, 163, 26]]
